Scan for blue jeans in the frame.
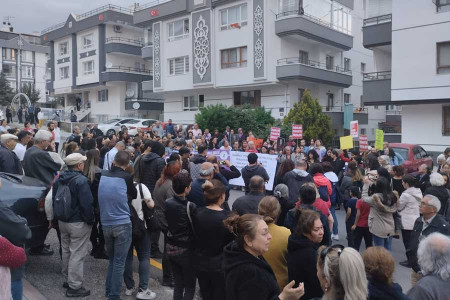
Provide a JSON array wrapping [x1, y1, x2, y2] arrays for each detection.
[[103, 223, 132, 300], [124, 231, 151, 290], [11, 266, 24, 300], [330, 206, 339, 235], [372, 234, 392, 251]]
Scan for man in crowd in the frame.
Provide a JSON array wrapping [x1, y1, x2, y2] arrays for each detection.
[[416, 164, 431, 194], [233, 175, 266, 215], [53, 153, 94, 297], [98, 151, 137, 300], [283, 159, 313, 207], [188, 162, 215, 207], [190, 145, 208, 180], [13, 130, 32, 162], [0, 133, 22, 175], [367, 146, 380, 171], [47, 121, 55, 141], [165, 119, 175, 136], [103, 141, 125, 170], [67, 126, 82, 146], [407, 194, 450, 285], [331, 149, 345, 177], [241, 153, 269, 194], [153, 121, 164, 137], [90, 124, 103, 138]]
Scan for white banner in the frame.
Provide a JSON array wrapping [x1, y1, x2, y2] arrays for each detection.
[[229, 151, 278, 191]]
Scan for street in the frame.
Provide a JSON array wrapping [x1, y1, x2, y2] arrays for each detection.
[[24, 189, 412, 300]]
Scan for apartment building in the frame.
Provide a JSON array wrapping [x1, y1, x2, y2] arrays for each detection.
[[0, 26, 49, 104], [41, 5, 162, 122], [134, 0, 385, 139]]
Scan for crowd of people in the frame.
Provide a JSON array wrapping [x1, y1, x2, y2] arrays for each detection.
[[0, 118, 450, 300]]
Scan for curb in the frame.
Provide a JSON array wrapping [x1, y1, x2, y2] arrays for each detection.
[[23, 278, 47, 300]]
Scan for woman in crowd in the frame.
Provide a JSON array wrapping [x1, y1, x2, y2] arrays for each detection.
[[397, 174, 421, 267], [287, 209, 324, 300], [192, 179, 233, 300], [258, 196, 290, 291], [223, 214, 305, 300], [165, 172, 196, 300], [424, 172, 449, 215], [260, 146, 269, 154], [322, 148, 334, 163], [391, 165, 405, 196], [294, 146, 306, 161], [237, 128, 246, 142], [378, 155, 392, 173], [437, 154, 446, 173], [64, 141, 79, 157], [322, 161, 340, 240], [209, 137, 219, 150], [310, 163, 332, 206], [307, 149, 320, 168], [23, 121, 34, 134], [316, 245, 368, 300], [363, 247, 409, 300], [362, 177, 398, 251], [314, 139, 326, 162], [273, 184, 290, 227], [220, 140, 231, 151], [279, 146, 296, 164], [274, 159, 295, 187], [387, 148, 405, 166]]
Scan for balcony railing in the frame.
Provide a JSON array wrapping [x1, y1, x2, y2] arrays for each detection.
[[363, 71, 391, 81], [363, 14, 392, 26], [125, 98, 164, 103], [278, 58, 352, 75], [105, 66, 152, 75], [322, 106, 368, 113], [105, 37, 143, 47], [276, 10, 352, 35], [41, 22, 66, 35], [134, 0, 173, 12]]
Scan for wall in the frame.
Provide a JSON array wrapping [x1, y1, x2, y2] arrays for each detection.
[[35, 52, 48, 102], [53, 36, 72, 90], [89, 82, 126, 117], [76, 28, 100, 86], [105, 24, 144, 42]]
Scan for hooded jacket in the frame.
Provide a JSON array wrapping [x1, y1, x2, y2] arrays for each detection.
[[313, 173, 332, 205], [283, 169, 313, 207], [140, 152, 166, 193], [287, 235, 323, 300], [367, 279, 409, 300], [424, 185, 449, 215], [223, 241, 280, 300], [398, 187, 422, 230], [241, 164, 270, 193]]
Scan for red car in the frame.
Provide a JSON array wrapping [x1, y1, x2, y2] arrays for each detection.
[[389, 143, 433, 175]]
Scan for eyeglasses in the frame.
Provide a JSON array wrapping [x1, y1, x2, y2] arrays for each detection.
[[320, 244, 345, 262]]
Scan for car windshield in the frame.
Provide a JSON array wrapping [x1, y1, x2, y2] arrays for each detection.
[[103, 119, 121, 124], [125, 119, 141, 124], [392, 148, 409, 161]]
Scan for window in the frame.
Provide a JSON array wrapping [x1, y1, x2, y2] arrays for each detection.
[[299, 50, 309, 64], [344, 93, 351, 104], [344, 58, 351, 71], [2, 64, 16, 77], [183, 95, 205, 111], [98, 89, 108, 102], [168, 19, 189, 41], [22, 66, 34, 78], [59, 66, 69, 80], [83, 34, 93, 49], [22, 51, 34, 63], [2, 48, 15, 61], [168, 56, 189, 75], [326, 55, 334, 70], [374, 105, 379, 109], [298, 88, 305, 103], [233, 90, 261, 107], [360, 95, 364, 107], [326, 93, 334, 111], [443, 106, 450, 136], [437, 42, 450, 74], [83, 60, 95, 75], [220, 4, 248, 30], [59, 42, 68, 56], [361, 62, 366, 73], [360, 128, 366, 135], [221, 47, 247, 69], [437, 0, 450, 12]]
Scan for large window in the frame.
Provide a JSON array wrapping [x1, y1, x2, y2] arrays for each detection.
[[83, 34, 94, 49], [83, 60, 95, 75], [443, 106, 450, 136], [437, 42, 450, 74], [2, 48, 15, 61], [169, 56, 189, 75], [168, 19, 189, 41], [220, 3, 247, 30], [299, 50, 309, 64], [344, 58, 351, 71], [59, 42, 68, 56], [2, 64, 16, 77], [183, 95, 205, 111], [221, 46, 247, 69], [98, 89, 108, 102], [22, 66, 34, 78], [59, 66, 69, 80], [344, 93, 351, 104], [21, 51, 34, 63], [233, 90, 261, 107], [326, 55, 334, 70]]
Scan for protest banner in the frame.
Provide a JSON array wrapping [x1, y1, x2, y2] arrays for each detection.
[[375, 129, 384, 150], [207, 149, 230, 161], [248, 137, 264, 149], [292, 124, 303, 139], [340, 135, 353, 150], [229, 151, 278, 191], [270, 127, 281, 141], [359, 135, 368, 151], [350, 121, 358, 138]]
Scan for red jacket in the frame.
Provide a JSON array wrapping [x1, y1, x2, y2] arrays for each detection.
[[0, 237, 26, 269], [313, 174, 332, 207]]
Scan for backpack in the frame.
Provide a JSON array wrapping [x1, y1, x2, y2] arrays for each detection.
[[329, 181, 338, 205], [130, 184, 147, 241], [317, 185, 329, 203], [53, 176, 80, 222]]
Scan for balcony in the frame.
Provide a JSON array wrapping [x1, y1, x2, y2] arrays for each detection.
[[363, 14, 392, 49], [142, 80, 153, 91], [275, 11, 353, 51], [105, 37, 143, 56], [101, 66, 152, 82], [322, 106, 369, 126], [363, 71, 391, 105], [46, 80, 53, 92], [277, 58, 352, 88], [125, 98, 164, 111], [142, 43, 153, 60]]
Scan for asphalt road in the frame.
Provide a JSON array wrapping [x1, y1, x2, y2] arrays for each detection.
[[24, 189, 412, 300]]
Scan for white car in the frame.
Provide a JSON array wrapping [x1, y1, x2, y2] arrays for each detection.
[[125, 119, 158, 135], [97, 118, 139, 136]]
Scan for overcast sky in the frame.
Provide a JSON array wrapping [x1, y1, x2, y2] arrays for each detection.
[[2, 0, 141, 35]]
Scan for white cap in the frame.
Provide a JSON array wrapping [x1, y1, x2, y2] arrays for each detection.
[[0, 134, 18, 144], [63, 153, 87, 166]]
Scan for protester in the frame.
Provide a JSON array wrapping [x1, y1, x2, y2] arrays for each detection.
[[339, 161, 364, 208], [424, 172, 449, 215], [322, 162, 340, 239], [189, 145, 208, 180], [241, 153, 269, 194], [416, 164, 431, 193], [103, 141, 125, 170], [345, 187, 360, 248], [273, 184, 290, 227], [392, 165, 405, 196], [0, 236, 27, 300], [187, 162, 215, 207], [351, 189, 373, 251], [13, 130, 32, 162], [282, 159, 313, 208], [0, 134, 22, 175], [233, 175, 266, 215], [279, 146, 295, 163], [310, 163, 332, 205], [275, 159, 294, 187]]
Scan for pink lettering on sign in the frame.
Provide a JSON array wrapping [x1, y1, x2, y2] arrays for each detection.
[[292, 124, 303, 139], [270, 127, 281, 141], [359, 135, 368, 151]]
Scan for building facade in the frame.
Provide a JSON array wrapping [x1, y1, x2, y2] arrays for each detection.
[[41, 5, 163, 123], [134, 0, 386, 140], [0, 27, 48, 104]]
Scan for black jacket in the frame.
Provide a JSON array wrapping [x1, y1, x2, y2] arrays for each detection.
[[220, 165, 241, 181], [367, 152, 380, 171], [53, 170, 95, 224], [416, 173, 431, 194], [187, 178, 207, 207], [287, 234, 323, 300], [23, 146, 61, 185], [165, 195, 196, 249], [0, 202, 32, 247], [232, 192, 265, 215], [241, 165, 269, 193], [88, 167, 102, 212], [407, 214, 450, 272], [191, 154, 207, 165], [333, 158, 345, 177], [367, 279, 409, 300], [0, 144, 23, 175], [140, 152, 166, 193], [424, 186, 449, 215], [283, 169, 313, 207], [223, 241, 280, 300]]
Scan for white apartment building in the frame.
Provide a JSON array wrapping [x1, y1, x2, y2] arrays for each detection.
[[41, 5, 163, 122], [0, 26, 48, 104], [134, 0, 386, 140]]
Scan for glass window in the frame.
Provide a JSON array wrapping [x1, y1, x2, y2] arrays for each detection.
[[437, 42, 450, 74], [2, 64, 16, 77], [168, 19, 189, 41], [299, 50, 309, 64], [344, 58, 351, 71], [220, 4, 248, 31], [344, 93, 351, 104], [221, 46, 247, 69], [2, 48, 16, 61], [168, 56, 189, 75], [392, 148, 409, 161], [22, 51, 34, 63], [83, 60, 95, 75], [361, 62, 366, 73], [279, 0, 298, 14], [183, 95, 204, 111], [443, 106, 450, 136], [233, 90, 261, 107], [360, 128, 366, 135], [59, 66, 69, 80], [326, 55, 334, 70], [59, 42, 68, 56], [22, 66, 34, 78], [83, 34, 93, 48], [98, 89, 108, 102]]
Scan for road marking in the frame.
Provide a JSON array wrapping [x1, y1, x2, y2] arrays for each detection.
[[133, 250, 163, 270]]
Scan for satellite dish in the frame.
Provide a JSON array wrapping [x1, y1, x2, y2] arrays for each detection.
[[105, 61, 113, 68], [126, 89, 135, 98], [132, 102, 140, 110]]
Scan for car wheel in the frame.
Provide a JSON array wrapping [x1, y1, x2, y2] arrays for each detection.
[[106, 129, 115, 136]]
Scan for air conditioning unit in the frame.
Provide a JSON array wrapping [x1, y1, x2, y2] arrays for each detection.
[[114, 25, 122, 33]]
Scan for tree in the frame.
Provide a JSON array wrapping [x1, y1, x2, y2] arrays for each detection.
[[0, 72, 14, 106], [21, 83, 41, 105], [283, 89, 334, 145]]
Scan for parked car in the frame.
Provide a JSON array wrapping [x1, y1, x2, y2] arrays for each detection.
[[125, 119, 158, 135], [390, 143, 433, 175], [97, 118, 139, 136], [0, 172, 49, 248]]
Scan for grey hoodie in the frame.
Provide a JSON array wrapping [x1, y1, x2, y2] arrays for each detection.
[[283, 169, 313, 207], [241, 165, 269, 193]]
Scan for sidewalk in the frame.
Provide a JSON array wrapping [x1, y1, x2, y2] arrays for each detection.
[[23, 278, 47, 300]]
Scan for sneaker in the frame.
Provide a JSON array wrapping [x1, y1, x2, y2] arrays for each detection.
[[332, 234, 340, 241], [136, 288, 156, 300], [399, 260, 411, 268], [66, 287, 90, 298], [125, 287, 135, 296]]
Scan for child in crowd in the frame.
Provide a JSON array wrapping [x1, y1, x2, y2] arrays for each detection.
[[351, 187, 373, 251], [345, 186, 360, 248]]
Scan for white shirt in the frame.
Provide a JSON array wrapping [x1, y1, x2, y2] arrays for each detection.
[[103, 147, 119, 170], [14, 143, 27, 161], [132, 183, 152, 222], [53, 127, 61, 144], [192, 128, 202, 138]]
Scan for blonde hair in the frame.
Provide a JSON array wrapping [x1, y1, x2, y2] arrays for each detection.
[[258, 196, 281, 224]]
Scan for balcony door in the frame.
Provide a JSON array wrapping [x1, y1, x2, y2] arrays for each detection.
[[299, 50, 309, 64], [327, 93, 334, 111], [279, 0, 298, 14], [326, 55, 334, 70]]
